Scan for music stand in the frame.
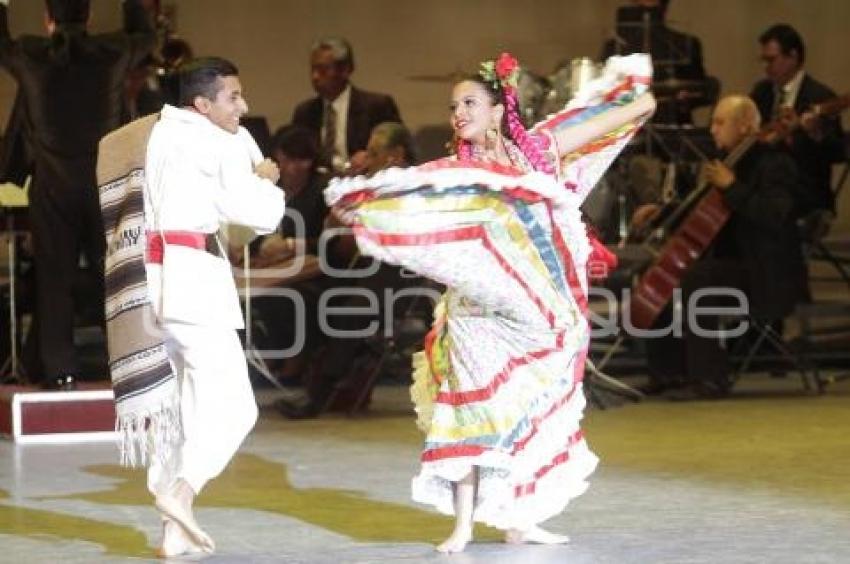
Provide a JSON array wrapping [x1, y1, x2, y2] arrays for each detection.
[[586, 334, 644, 409], [613, 6, 696, 68], [0, 183, 28, 384], [240, 245, 287, 391]]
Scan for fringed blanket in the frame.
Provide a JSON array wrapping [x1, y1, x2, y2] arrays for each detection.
[[97, 114, 180, 467]]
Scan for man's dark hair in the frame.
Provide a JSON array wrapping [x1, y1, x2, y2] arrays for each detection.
[[759, 23, 805, 65], [176, 57, 239, 107], [271, 125, 319, 162], [46, 0, 91, 25]]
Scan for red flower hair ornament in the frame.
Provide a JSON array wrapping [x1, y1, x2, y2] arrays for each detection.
[[479, 52, 520, 91]]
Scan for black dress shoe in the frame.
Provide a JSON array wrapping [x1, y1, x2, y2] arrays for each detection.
[[42, 374, 78, 391], [666, 381, 730, 401], [638, 380, 685, 396], [276, 399, 321, 420]]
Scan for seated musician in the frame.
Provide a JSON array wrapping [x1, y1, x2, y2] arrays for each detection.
[[641, 95, 809, 399], [240, 125, 329, 380], [750, 23, 846, 217], [276, 122, 420, 418], [250, 125, 328, 265], [601, 0, 718, 125]]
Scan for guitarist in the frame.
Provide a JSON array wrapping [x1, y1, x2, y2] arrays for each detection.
[[751, 24, 846, 216], [642, 95, 809, 399]]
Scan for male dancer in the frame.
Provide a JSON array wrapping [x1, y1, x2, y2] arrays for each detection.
[[100, 57, 284, 556]]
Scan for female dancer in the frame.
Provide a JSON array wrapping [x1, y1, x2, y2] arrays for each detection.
[[326, 52, 655, 553]]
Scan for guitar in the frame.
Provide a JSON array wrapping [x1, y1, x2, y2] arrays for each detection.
[[762, 92, 850, 144]]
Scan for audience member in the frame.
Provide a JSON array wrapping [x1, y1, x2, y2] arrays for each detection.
[[292, 37, 401, 176], [244, 125, 329, 380], [277, 122, 418, 418]]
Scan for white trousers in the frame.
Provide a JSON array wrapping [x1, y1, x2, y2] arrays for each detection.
[[147, 322, 258, 497]]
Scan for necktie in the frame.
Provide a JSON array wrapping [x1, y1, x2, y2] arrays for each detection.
[[771, 88, 787, 120], [322, 102, 337, 166]]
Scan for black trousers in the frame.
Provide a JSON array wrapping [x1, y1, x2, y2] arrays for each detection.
[[644, 258, 750, 389], [28, 157, 105, 380]]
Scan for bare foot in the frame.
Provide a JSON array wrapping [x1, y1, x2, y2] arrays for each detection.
[[155, 493, 215, 553], [154, 519, 204, 558], [505, 525, 569, 545], [436, 526, 473, 553]]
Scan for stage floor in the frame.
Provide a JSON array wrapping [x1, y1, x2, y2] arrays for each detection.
[[1, 377, 849, 563]]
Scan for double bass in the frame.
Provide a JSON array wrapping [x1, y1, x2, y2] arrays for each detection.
[[628, 92, 850, 331]]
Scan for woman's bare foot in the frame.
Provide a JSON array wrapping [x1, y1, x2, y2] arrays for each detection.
[[436, 525, 473, 553], [154, 519, 203, 558], [437, 467, 477, 553], [505, 525, 569, 545]]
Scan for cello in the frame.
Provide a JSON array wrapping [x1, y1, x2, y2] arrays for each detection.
[[627, 134, 756, 330]]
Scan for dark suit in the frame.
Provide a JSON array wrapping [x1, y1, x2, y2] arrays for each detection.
[[717, 144, 810, 318], [291, 86, 401, 169], [645, 143, 808, 395], [0, 1, 155, 380], [602, 20, 716, 124], [750, 74, 846, 214]]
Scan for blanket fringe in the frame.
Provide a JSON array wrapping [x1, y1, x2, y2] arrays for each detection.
[[116, 401, 182, 468]]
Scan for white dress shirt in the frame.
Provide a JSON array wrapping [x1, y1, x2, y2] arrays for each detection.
[[324, 84, 351, 171], [778, 69, 806, 111]]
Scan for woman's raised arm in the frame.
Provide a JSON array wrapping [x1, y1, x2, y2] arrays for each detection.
[[551, 92, 656, 158]]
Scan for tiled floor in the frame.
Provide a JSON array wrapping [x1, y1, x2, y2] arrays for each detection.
[[1, 379, 849, 563]]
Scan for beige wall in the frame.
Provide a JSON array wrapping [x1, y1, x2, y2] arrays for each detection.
[[2, 0, 849, 227]]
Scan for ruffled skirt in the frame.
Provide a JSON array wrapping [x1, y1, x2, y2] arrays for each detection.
[[326, 161, 599, 529]]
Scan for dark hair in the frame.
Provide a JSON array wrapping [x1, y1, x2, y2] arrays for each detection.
[[176, 57, 239, 107], [759, 23, 805, 65], [311, 37, 355, 70], [454, 70, 553, 174], [456, 74, 508, 134], [45, 0, 90, 24], [161, 38, 194, 69], [271, 125, 319, 162], [372, 122, 416, 165], [464, 74, 502, 104]]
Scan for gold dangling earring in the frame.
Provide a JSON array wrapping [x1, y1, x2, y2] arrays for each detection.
[[485, 126, 499, 159]]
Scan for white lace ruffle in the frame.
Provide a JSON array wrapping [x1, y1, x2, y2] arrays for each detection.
[[411, 383, 597, 530]]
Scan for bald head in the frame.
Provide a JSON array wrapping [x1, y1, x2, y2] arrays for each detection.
[[710, 95, 761, 151]]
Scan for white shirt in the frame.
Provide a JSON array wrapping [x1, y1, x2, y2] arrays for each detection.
[[778, 69, 806, 110], [144, 104, 285, 328], [324, 84, 351, 171], [145, 105, 283, 233]]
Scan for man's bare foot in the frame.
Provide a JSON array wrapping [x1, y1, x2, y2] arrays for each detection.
[[436, 526, 473, 553], [505, 525, 569, 545], [154, 519, 204, 558], [155, 492, 215, 553]]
